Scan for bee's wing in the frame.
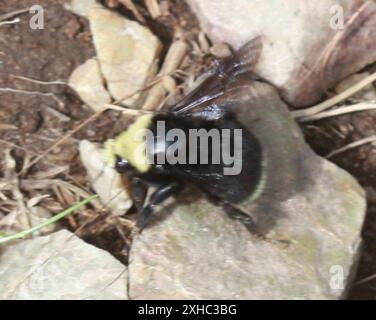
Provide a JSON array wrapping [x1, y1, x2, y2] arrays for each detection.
[[175, 80, 257, 120], [168, 36, 263, 119]]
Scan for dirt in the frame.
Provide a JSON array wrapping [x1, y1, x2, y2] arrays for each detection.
[[0, 0, 130, 263], [0, 0, 376, 299]]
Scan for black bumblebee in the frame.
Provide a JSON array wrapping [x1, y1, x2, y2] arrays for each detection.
[[105, 37, 266, 232]]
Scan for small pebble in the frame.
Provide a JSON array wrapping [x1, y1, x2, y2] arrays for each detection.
[[210, 42, 232, 58]]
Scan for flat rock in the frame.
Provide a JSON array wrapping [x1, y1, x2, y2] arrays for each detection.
[[0, 230, 128, 299], [79, 140, 132, 216], [186, 0, 376, 107], [128, 82, 366, 300], [89, 7, 162, 106], [69, 57, 112, 113]]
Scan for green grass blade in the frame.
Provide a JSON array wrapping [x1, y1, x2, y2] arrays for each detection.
[[0, 194, 98, 245]]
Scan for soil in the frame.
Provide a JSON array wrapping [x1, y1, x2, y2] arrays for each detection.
[[0, 0, 131, 263], [0, 0, 375, 299]]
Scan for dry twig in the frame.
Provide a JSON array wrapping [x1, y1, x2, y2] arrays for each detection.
[[144, 0, 161, 19], [297, 103, 376, 122], [113, 70, 179, 106], [119, 0, 145, 23], [0, 139, 38, 156], [143, 39, 188, 111], [11, 75, 67, 86], [327, 135, 376, 159], [103, 104, 150, 115], [0, 8, 29, 22], [292, 71, 376, 119], [0, 87, 65, 108], [0, 18, 20, 26]]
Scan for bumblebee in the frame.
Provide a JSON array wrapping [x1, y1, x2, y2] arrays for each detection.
[[105, 37, 266, 232]]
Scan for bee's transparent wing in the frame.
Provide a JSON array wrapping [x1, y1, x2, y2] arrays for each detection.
[[168, 36, 262, 119]]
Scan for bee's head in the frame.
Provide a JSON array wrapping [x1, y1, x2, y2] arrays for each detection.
[[104, 114, 153, 174], [113, 155, 132, 173]]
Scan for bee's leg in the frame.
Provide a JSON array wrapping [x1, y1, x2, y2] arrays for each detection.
[[222, 203, 290, 246], [130, 177, 148, 212], [137, 180, 184, 230], [222, 203, 261, 235]]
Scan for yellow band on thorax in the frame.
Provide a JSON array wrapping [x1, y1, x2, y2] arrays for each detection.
[[104, 114, 153, 173]]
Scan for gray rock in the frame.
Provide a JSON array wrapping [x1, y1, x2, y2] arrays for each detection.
[[89, 7, 162, 106], [65, 0, 102, 17], [128, 82, 366, 300], [69, 57, 112, 113], [79, 140, 132, 216], [186, 0, 376, 107], [0, 230, 128, 299]]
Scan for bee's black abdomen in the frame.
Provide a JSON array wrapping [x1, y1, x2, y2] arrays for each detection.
[[146, 113, 263, 204]]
